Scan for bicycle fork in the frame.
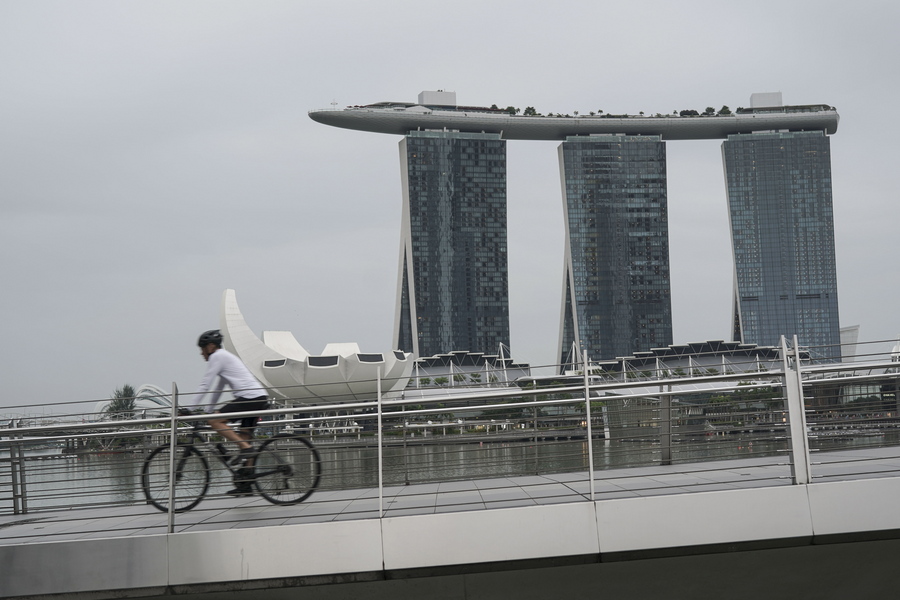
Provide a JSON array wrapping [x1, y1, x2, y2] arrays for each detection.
[[173, 446, 195, 483]]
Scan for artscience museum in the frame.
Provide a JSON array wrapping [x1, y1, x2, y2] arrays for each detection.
[[219, 289, 413, 404]]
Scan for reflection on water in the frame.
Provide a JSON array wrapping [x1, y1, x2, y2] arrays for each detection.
[[1, 449, 144, 510], [315, 433, 793, 490], [1, 431, 897, 511], [322, 430, 900, 489]]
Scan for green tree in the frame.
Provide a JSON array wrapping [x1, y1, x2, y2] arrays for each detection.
[[703, 106, 716, 116], [105, 384, 137, 420], [523, 106, 538, 116], [433, 377, 449, 387], [469, 373, 482, 384], [718, 105, 732, 115]]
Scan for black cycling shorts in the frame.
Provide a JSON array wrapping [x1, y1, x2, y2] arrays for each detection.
[[219, 396, 269, 430]]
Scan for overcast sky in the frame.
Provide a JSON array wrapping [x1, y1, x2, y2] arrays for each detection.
[[2, 0, 898, 415]]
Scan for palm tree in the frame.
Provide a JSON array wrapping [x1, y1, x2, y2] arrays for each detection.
[[105, 384, 137, 420]]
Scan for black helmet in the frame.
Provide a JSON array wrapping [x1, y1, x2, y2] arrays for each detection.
[[197, 330, 223, 347]]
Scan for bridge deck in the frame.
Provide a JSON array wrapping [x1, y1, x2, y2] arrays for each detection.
[[3, 445, 898, 547]]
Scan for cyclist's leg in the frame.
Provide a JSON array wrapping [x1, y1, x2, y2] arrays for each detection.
[[208, 417, 253, 451], [216, 396, 268, 450], [236, 427, 255, 460], [232, 398, 268, 462], [225, 423, 261, 496], [219, 425, 254, 496]]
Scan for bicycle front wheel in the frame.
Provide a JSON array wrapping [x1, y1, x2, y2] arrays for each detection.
[[253, 435, 321, 505], [141, 444, 210, 512]]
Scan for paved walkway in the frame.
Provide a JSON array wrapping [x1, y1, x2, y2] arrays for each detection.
[[2, 446, 898, 547]]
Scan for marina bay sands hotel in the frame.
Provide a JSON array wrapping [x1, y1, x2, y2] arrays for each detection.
[[309, 91, 842, 366]]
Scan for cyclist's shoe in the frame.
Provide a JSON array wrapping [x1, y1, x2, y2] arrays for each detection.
[[227, 466, 255, 496], [233, 466, 254, 484], [229, 447, 255, 466], [225, 484, 253, 497]]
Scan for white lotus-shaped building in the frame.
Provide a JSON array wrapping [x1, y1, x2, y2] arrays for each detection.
[[220, 289, 413, 403]]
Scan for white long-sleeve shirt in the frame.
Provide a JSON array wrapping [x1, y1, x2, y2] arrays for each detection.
[[186, 348, 266, 412]]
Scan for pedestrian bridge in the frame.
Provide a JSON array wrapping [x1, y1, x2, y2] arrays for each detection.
[[3, 448, 900, 599], [4, 339, 900, 599]]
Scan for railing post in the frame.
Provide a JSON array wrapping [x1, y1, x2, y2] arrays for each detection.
[[659, 384, 672, 466], [9, 420, 27, 514], [167, 382, 179, 533], [582, 351, 595, 501], [377, 368, 384, 518], [781, 336, 811, 484]]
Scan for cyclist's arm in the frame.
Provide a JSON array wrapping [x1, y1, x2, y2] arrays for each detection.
[[186, 354, 228, 412], [204, 378, 227, 412]]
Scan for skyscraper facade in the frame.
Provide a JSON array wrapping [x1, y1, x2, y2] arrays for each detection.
[[723, 130, 841, 360], [558, 135, 673, 366], [394, 130, 510, 358]]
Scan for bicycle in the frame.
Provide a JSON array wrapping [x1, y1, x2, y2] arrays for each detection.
[[141, 419, 322, 512]]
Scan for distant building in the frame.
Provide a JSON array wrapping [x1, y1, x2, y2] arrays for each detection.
[[840, 325, 860, 362], [310, 92, 843, 366], [409, 349, 531, 389], [558, 135, 673, 368], [395, 129, 511, 358], [723, 126, 841, 361], [221, 290, 413, 404]]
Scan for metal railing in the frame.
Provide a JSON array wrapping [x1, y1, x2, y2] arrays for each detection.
[[2, 336, 900, 541]]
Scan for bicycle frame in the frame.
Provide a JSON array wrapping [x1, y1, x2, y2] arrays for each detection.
[[185, 426, 238, 468], [179, 424, 268, 480]]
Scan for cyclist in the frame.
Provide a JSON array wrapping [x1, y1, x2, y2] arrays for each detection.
[[184, 329, 270, 496]]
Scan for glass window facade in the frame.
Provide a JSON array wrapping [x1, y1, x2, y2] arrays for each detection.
[[723, 131, 841, 361], [558, 135, 673, 367], [396, 131, 510, 358]]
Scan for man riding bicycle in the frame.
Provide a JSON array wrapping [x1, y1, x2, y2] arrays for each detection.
[[183, 329, 270, 496]]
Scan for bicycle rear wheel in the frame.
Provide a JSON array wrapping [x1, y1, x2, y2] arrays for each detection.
[[141, 444, 210, 512], [253, 434, 321, 505]]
